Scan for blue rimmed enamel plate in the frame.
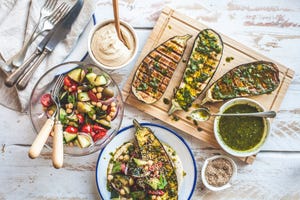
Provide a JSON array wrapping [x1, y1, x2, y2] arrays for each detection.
[[95, 123, 197, 200]]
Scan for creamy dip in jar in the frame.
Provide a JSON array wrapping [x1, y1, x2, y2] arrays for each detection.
[[90, 22, 136, 68]]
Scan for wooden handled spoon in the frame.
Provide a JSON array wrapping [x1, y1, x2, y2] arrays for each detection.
[[112, 0, 130, 49]]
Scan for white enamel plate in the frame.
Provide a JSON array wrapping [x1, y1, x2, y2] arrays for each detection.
[[95, 123, 197, 200]]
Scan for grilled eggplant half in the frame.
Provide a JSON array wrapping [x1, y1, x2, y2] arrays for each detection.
[[132, 35, 192, 104], [133, 119, 178, 200], [168, 29, 223, 115], [202, 61, 280, 104]]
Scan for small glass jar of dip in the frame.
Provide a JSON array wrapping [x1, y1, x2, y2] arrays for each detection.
[[88, 19, 138, 70], [201, 155, 237, 191]]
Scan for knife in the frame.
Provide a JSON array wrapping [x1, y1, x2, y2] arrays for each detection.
[[4, 28, 56, 88], [4, 0, 83, 89]]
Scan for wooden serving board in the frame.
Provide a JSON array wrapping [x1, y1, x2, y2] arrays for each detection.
[[122, 7, 294, 164]]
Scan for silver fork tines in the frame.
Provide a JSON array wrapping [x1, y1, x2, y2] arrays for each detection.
[[45, 3, 70, 30], [51, 75, 64, 110], [42, 0, 58, 17]]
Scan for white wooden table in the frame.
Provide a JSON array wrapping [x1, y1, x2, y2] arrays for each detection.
[[1, 0, 300, 199]]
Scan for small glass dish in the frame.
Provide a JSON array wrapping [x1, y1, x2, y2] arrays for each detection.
[[29, 61, 124, 156], [201, 155, 237, 191]]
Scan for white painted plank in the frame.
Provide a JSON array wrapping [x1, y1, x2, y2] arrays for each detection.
[[1, 0, 300, 199]]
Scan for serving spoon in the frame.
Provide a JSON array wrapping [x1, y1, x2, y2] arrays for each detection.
[[190, 107, 277, 122], [112, 0, 130, 49]]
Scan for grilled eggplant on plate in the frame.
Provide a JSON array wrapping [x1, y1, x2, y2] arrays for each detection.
[[106, 120, 179, 200], [202, 61, 280, 104], [133, 119, 178, 200], [168, 29, 223, 115], [132, 35, 192, 104]]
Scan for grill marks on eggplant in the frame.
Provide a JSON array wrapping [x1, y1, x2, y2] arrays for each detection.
[[203, 61, 280, 103], [132, 35, 192, 104], [168, 29, 223, 114]]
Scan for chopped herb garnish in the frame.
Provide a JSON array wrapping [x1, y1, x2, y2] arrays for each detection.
[[111, 162, 121, 173], [193, 120, 198, 126], [167, 46, 173, 52], [163, 98, 170, 105], [137, 82, 148, 91], [172, 115, 180, 121], [67, 94, 76, 104], [225, 56, 234, 63], [154, 55, 161, 61], [87, 67, 93, 73], [186, 116, 192, 120], [157, 175, 168, 189]]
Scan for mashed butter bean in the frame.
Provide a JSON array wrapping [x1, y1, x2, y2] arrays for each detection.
[[91, 23, 135, 67]]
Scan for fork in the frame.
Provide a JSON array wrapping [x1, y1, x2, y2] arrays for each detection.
[[28, 75, 64, 165], [12, 2, 71, 68], [9, 0, 57, 69], [50, 75, 64, 169]]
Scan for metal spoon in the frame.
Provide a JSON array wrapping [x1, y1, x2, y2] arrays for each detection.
[[190, 107, 277, 122]]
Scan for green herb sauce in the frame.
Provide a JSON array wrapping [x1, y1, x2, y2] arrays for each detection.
[[219, 104, 264, 151]]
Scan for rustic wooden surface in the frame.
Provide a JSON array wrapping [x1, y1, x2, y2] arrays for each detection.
[[122, 7, 294, 164], [1, 0, 300, 199]]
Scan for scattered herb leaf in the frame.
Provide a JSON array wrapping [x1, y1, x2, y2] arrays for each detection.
[[163, 98, 170, 105], [225, 56, 234, 63]]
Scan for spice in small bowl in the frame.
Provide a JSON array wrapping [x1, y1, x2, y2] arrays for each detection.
[[201, 155, 237, 191]]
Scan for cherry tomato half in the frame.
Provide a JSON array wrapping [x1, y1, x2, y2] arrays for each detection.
[[88, 90, 98, 102], [76, 114, 84, 124], [65, 126, 78, 133], [63, 76, 73, 87], [40, 93, 53, 107], [92, 132, 106, 142], [93, 124, 107, 134], [69, 84, 78, 92], [81, 124, 92, 133], [121, 163, 126, 173]]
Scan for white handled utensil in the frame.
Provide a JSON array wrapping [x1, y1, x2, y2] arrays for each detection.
[[28, 75, 63, 159], [50, 75, 64, 169], [28, 117, 55, 159]]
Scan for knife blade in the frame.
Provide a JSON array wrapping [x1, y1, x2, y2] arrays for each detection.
[[5, 0, 83, 89], [41, 0, 84, 53]]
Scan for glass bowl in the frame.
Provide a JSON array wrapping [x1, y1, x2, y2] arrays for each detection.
[[29, 61, 124, 156]]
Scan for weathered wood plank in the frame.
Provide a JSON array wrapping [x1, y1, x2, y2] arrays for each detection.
[[0, 0, 300, 199]]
